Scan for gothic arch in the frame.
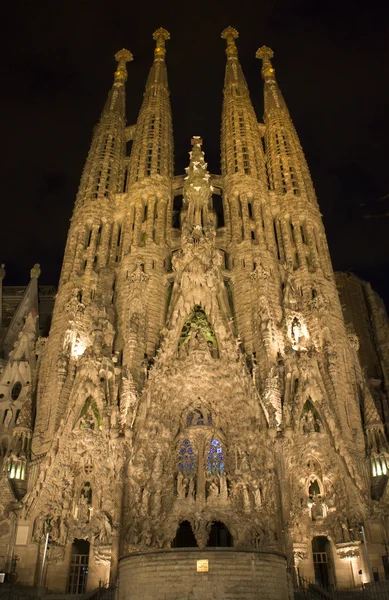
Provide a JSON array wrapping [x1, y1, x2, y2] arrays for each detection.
[[74, 397, 102, 431], [179, 401, 214, 429], [300, 398, 323, 433], [178, 305, 218, 357]]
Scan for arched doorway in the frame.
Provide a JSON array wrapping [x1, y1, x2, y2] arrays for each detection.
[[312, 536, 334, 589], [172, 521, 198, 548], [67, 539, 90, 594], [207, 522, 233, 547]]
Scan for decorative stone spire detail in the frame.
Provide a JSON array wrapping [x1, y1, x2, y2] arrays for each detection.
[[182, 136, 214, 238], [30, 263, 41, 279], [153, 28, 170, 60], [221, 26, 239, 58], [114, 48, 133, 83], [256, 46, 276, 81]]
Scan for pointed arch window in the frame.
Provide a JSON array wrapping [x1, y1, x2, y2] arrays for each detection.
[[77, 397, 102, 431], [177, 439, 196, 476], [206, 438, 225, 476], [301, 399, 322, 433], [178, 306, 217, 351]]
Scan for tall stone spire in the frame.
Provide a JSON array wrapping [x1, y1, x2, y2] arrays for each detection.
[[256, 46, 317, 205], [75, 49, 132, 210], [182, 136, 215, 238], [127, 28, 173, 184], [220, 28, 278, 356], [221, 27, 266, 184], [33, 50, 132, 455]]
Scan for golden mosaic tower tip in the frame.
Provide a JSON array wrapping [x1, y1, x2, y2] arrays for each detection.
[[191, 136, 203, 146], [114, 48, 133, 82], [221, 26, 239, 42], [256, 46, 275, 79], [153, 28, 170, 59], [221, 27, 239, 58]]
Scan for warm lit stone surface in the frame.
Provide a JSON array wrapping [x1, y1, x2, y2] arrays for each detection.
[[1, 27, 389, 596], [119, 549, 290, 600]]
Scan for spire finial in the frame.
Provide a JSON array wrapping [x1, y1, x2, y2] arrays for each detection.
[[221, 27, 239, 57], [256, 46, 276, 80], [191, 135, 203, 147], [114, 48, 133, 83], [30, 263, 41, 279], [0, 263, 5, 281], [153, 28, 170, 60]]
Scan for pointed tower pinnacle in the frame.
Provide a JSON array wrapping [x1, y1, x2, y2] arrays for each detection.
[[221, 26, 239, 58], [114, 48, 133, 83], [74, 48, 132, 211], [153, 27, 170, 60], [256, 46, 275, 82], [256, 45, 317, 204], [128, 28, 173, 184]]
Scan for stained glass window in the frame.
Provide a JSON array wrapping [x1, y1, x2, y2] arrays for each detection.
[[207, 438, 225, 476], [177, 439, 195, 475]]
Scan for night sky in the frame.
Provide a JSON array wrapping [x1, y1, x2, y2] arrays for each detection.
[[1, 1, 388, 306]]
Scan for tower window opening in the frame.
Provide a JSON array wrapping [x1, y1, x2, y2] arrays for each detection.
[[117, 225, 122, 247], [248, 202, 253, 219], [125, 140, 133, 157], [93, 255, 98, 269], [273, 220, 281, 260], [11, 381, 22, 401], [83, 260, 87, 270], [143, 204, 148, 222], [251, 230, 255, 241], [290, 222, 296, 245], [172, 195, 183, 229], [123, 167, 129, 192], [300, 224, 307, 244], [86, 230, 92, 248], [77, 290, 83, 303], [96, 225, 102, 246], [212, 195, 224, 228]]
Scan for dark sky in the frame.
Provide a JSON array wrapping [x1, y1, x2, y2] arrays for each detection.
[[1, 0, 389, 306]]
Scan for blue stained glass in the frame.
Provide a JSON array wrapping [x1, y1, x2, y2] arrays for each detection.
[[206, 438, 225, 476], [177, 439, 196, 475]]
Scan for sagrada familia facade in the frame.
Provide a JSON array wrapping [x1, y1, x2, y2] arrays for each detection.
[[1, 27, 389, 600]]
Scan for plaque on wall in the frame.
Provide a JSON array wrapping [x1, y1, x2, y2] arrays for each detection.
[[197, 559, 209, 572]]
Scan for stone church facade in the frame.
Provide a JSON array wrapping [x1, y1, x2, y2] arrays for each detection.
[[1, 27, 389, 599]]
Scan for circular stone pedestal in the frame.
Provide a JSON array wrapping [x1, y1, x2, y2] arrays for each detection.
[[118, 548, 289, 600]]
